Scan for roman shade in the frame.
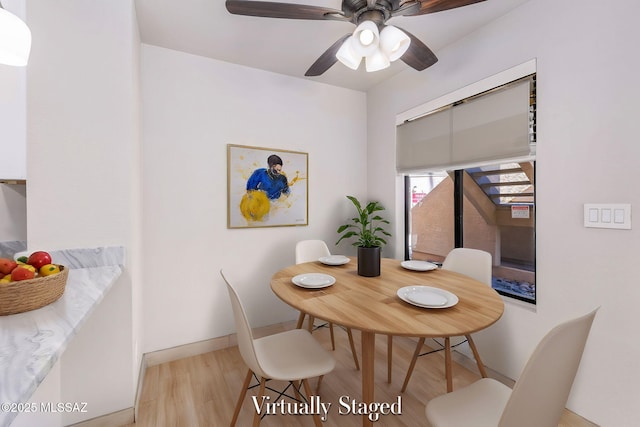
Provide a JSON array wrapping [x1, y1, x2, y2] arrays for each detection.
[[397, 77, 534, 173]]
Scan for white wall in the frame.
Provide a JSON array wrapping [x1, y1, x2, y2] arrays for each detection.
[[0, 0, 28, 243], [368, 0, 640, 425], [25, 0, 141, 423], [140, 45, 368, 352], [0, 0, 27, 181], [0, 184, 26, 241]]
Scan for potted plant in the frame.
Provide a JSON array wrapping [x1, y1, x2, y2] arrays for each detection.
[[336, 195, 392, 277]]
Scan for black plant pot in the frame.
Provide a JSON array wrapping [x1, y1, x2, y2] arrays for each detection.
[[357, 246, 381, 277]]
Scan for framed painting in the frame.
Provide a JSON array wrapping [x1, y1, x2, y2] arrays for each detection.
[[227, 144, 308, 228]]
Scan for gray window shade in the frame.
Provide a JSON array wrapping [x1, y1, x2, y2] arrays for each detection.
[[397, 78, 533, 173], [396, 108, 452, 172]]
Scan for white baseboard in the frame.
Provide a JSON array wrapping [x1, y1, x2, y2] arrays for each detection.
[[142, 320, 297, 367], [65, 321, 297, 427], [134, 355, 147, 421], [130, 320, 297, 422], [450, 346, 515, 387], [143, 335, 231, 367], [66, 408, 134, 427]]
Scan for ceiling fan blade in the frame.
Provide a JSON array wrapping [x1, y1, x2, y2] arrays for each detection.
[[407, 0, 486, 16], [305, 34, 352, 77], [226, 1, 347, 21], [391, 1, 421, 17], [399, 29, 438, 71]]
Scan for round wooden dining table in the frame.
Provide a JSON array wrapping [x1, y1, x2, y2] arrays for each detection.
[[270, 257, 504, 427]]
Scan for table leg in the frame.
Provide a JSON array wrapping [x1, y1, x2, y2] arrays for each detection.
[[296, 311, 305, 329], [445, 337, 453, 393], [387, 335, 392, 384], [361, 331, 375, 427]]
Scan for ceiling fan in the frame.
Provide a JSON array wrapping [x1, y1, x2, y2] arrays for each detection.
[[225, 0, 486, 76]]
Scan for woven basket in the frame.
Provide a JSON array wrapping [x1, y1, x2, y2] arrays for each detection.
[[0, 265, 68, 316]]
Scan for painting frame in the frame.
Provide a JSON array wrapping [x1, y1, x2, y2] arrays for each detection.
[[227, 144, 308, 229]]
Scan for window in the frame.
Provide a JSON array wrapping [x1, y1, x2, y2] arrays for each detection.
[[406, 162, 536, 303], [399, 70, 537, 303]]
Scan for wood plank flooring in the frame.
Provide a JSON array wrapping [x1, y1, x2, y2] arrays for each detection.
[[124, 324, 596, 427]]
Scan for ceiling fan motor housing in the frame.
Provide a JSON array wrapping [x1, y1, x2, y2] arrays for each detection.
[[350, 0, 395, 26]]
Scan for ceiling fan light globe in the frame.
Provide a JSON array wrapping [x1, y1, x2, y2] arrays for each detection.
[[336, 36, 362, 70], [352, 20, 379, 57], [365, 48, 390, 73], [0, 7, 31, 66], [380, 26, 410, 62], [359, 29, 374, 46]]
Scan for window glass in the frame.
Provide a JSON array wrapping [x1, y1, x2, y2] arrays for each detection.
[[408, 173, 450, 264], [407, 161, 536, 303]]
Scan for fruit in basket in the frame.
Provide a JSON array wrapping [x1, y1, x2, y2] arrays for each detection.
[[20, 264, 36, 273], [27, 251, 53, 270], [11, 266, 36, 281], [0, 258, 18, 275], [39, 264, 61, 276]]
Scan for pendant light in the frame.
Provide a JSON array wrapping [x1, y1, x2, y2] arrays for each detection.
[[351, 20, 380, 58], [336, 20, 410, 73], [365, 48, 390, 73], [380, 25, 411, 61], [336, 37, 362, 70], [0, 1, 32, 66]]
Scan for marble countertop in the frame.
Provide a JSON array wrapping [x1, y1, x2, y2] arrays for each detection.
[[0, 246, 124, 427]]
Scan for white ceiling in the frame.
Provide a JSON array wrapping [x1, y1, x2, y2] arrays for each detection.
[[134, 0, 530, 92]]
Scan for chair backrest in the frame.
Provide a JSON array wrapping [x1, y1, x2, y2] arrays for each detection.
[[441, 248, 492, 286], [295, 239, 331, 264], [499, 308, 599, 427], [220, 269, 266, 378]]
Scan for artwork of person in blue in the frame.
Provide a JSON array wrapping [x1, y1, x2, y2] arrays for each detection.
[[246, 154, 290, 200]]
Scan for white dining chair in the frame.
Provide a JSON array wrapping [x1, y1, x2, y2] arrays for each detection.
[[295, 239, 360, 370], [425, 308, 598, 427], [402, 248, 493, 393], [221, 270, 336, 427]]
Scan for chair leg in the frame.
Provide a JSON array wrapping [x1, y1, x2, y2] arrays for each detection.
[[231, 369, 253, 427], [387, 335, 393, 383], [307, 315, 315, 332], [445, 337, 453, 393], [296, 311, 306, 329], [316, 375, 324, 394], [329, 323, 336, 350], [466, 334, 488, 378], [346, 328, 360, 370], [252, 377, 267, 427], [293, 380, 302, 401], [401, 337, 425, 392], [302, 378, 323, 427]]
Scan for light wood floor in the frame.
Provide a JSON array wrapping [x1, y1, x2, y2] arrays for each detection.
[[124, 324, 596, 427]]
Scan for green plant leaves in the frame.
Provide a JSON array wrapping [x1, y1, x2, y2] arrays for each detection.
[[336, 195, 392, 248]]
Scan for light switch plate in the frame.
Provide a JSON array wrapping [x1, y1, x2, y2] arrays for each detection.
[[584, 203, 632, 229]]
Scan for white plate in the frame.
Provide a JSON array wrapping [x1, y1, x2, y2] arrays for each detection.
[[318, 255, 350, 266], [397, 286, 458, 309], [291, 273, 336, 289], [401, 260, 438, 272]]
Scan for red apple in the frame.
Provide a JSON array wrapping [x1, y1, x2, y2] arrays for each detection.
[[27, 251, 52, 270], [11, 266, 36, 281], [0, 258, 17, 275]]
